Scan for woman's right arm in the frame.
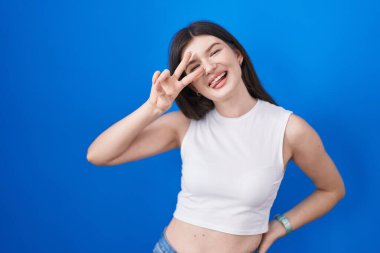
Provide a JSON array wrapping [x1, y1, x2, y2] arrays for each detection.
[[86, 51, 204, 166], [86, 100, 175, 166]]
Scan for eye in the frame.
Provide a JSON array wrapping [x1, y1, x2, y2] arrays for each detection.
[[190, 65, 200, 72], [189, 49, 221, 72], [211, 49, 221, 56]]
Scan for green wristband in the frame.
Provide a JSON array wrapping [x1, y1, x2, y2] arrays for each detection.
[[274, 214, 293, 235]]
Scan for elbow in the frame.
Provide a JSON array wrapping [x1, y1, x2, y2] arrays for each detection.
[[339, 179, 347, 199], [86, 150, 108, 166], [335, 185, 346, 200], [320, 186, 346, 200], [86, 151, 98, 165], [333, 177, 346, 200], [339, 187, 346, 199]]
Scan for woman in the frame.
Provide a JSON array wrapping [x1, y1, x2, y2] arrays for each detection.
[[87, 20, 346, 253]]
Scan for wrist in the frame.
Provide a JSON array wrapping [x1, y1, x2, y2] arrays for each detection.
[[269, 219, 287, 240], [145, 99, 164, 116], [274, 214, 293, 236]]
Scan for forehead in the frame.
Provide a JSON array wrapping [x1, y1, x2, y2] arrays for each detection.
[[181, 35, 225, 59]]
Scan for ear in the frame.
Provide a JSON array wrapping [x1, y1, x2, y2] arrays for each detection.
[[234, 48, 244, 65], [239, 55, 243, 65]]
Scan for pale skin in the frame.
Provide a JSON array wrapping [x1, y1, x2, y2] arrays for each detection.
[[87, 35, 346, 253]]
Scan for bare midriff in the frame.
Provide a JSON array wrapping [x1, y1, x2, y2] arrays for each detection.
[[164, 217, 263, 253]]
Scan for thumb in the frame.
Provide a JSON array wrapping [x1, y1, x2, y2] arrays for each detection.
[[257, 237, 275, 253]]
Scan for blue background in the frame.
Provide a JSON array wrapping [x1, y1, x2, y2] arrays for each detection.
[[1, 0, 379, 252]]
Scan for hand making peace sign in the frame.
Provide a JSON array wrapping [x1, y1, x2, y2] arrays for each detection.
[[147, 51, 205, 114]]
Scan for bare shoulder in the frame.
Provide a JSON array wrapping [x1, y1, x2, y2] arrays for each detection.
[[284, 112, 346, 196], [284, 113, 318, 159], [164, 110, 191, 147]]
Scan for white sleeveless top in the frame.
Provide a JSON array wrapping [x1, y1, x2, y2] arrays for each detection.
[[172, 98, 293, 235]]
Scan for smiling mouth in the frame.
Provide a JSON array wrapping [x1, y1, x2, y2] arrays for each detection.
[[209, 71, 228, 88]]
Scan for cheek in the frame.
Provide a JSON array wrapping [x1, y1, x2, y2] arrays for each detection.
[[193, 74, 207, 84]]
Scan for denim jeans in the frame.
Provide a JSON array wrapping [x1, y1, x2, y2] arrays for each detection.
[[152, 226, 259, 253], [152, 226, 177, 253]]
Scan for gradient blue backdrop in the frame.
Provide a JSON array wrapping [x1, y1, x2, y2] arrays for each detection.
[[1, 0, 379, 252]]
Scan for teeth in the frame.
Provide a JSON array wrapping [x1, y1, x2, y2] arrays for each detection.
[[211, 72, 226, 85]]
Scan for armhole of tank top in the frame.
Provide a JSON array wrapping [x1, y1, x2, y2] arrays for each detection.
[[278, 110, 293, 175], [180, 119, 193, 157]]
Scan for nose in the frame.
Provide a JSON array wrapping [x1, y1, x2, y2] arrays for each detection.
[[203, 61, 217, 75]]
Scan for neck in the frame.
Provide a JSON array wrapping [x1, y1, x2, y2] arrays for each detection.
[[213, 81, 257, 118]]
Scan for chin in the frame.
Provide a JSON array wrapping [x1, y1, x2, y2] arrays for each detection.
[[207, 82, 237, 101]]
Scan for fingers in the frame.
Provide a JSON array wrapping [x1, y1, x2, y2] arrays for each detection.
[[152, 70, 164, 95], [152, 70, 161, 84], [155, 69, 171, 84], [154, 79, 165, 96], [153, 69, 173, 98], [179, 66, 205, 87], [173, 51, 192, 80]]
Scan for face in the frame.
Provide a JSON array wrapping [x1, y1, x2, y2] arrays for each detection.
[[181, 35, 244, 101]]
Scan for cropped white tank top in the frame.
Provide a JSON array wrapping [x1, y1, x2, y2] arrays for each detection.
[[172, 98, 293, 235]]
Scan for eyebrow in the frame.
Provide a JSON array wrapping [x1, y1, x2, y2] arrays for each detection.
[[186, 42, 221, 70]]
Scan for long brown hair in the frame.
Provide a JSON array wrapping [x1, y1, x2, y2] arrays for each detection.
[[169, 20, 277, 120]]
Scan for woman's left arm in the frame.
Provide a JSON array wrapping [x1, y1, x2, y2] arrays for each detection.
[[259, 113, 346, 252]]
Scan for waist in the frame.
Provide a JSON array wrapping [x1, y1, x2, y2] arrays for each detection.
[[165, 217, 262, 253]]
